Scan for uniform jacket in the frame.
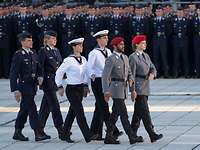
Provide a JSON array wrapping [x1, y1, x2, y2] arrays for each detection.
[[102, 52, 133, 99], [38, 45, 62, 91], [129, 51, 156, 96], [9, 49, 38, 95]]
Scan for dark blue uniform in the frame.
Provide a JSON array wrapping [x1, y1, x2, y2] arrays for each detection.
[[128, 15, 150, 53], [0, 15, 11, 78], [58, 14, 79, 58], [192, 16, 200, 77], [151, 16, 169, 77], [34, 16, 57, 50], [171, 17, 190, 77], [13, 14, 33, 50], [82, 14, 103, 58], [38, 45, 63, 134], [10, 49, 40, 131]]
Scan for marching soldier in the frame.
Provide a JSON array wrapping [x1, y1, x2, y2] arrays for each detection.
[[151, 6, 169, 78], [9, 32, 49, 141], [129, 35, 163, 143], [87, 30, 122, 140], [37, 31, 63, 140], [55, 38, 98, 143], [102, 37, 143, 144]]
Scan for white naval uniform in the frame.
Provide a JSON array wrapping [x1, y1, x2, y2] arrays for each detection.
[[87, 47, 112, 78], [55, 55, 88, 87]]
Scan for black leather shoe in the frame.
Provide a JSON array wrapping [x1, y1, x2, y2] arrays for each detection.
[[150, 134, 163, 143], [95, 134, 105, 141], [104, 138, 120, 144], [113, 131, 123, 139], [41, 131, 51, 139], [13, 129, 29, 141], [35, 131, 50, 141], [133, 135, 144, 143], [86, 134, 99, 143]]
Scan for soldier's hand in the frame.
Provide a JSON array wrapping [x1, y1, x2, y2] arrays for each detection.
[[38, 77, 43, 86], [83, 87, 90, 97], [104, 92, 112, 102], [148, 73, 155, 80], [129, 79, 133, 87], [14, 91, 21, 103], [131, 90, 137, 101], [58, 88, 64, 96], [91, 74, 96, 82]]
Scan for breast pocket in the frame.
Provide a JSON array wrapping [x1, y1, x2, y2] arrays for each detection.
[[23, 59, 30, 65]]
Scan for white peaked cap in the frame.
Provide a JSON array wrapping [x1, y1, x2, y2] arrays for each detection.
[[68, 38, 84, 45], [93, 30, 109, 38]]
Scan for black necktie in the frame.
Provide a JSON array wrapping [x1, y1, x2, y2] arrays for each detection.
[[120, 54, 124, 62]]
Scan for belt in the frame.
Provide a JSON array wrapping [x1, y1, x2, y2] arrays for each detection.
[[111, 78, 125, 82], [136, 74, 147, 79]]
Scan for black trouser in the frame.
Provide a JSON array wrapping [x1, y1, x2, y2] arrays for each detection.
[[107, 98, 134, 139], [131, 95, 155, 137], [172, 37, 189, 77], [39, 90, 63, 129], [63, 84, 91, 141], [0, 47, 10, 78], [193, 36, 200, 77], [15, 94, 40, 130], [90, 78, 119, 137], [153, 37, 168, 77]]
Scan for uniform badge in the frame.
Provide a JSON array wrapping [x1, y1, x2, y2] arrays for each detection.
[[47, 47, 50, 51], [22, 51, 25, 55]]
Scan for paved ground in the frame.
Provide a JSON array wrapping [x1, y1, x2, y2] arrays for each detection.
[[0, 79, 200, 150]]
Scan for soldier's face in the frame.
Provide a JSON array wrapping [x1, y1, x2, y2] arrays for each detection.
[[116, 41, 125, 53], [74, 43, 83, 53], [22, 38, 33, 49], [47, 36, 57, 47], [177, 10, 184, 17], [156, 9, 163, 16], [98, 35, 108, 46], [197, 9, 200, 16], [137, 41, 146, 51]]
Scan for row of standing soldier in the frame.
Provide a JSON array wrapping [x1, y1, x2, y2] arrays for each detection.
[[1, 3, 200, 78], [10, 29, 163, 144]]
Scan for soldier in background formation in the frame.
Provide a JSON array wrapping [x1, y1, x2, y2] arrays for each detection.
[[2, 2, 200, 78]]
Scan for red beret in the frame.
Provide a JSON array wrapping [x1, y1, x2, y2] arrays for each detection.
[[111, 37, 124, 47], [132, 35, 147, 45]]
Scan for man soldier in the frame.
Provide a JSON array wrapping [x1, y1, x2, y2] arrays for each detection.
[[171, 7, 190, 78], [151, 5, 169, 78], [87, 30, 122, 140], [129, 35, 163, 143], [37, 30, 63, 140], [9, 32, 49, 141], [0, 5, 12, 78], [102, 37, 142, 144], [191, 6, 200, 78]]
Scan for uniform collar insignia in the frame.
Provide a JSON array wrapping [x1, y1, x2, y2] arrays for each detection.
[[22, 50, 25, 55], [46, 46, 51, 51]]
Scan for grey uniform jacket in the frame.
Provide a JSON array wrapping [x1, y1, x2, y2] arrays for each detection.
[[129, 51, 157, 96], [102, 52, 133, 99]]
